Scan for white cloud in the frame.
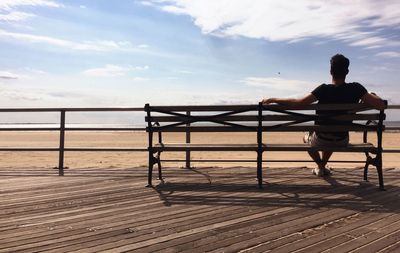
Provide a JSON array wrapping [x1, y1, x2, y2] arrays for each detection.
[[137, 44, 149, 48], [132, 77, 150, 82], [83, 65, 130, 77], [0, 90, 42, 101], [0, 71, 19, 80], [143, 0, 400, 49], [0, 11, 35, 22], [79, 5, 87, 9], [0, 0, 62, 10], [241, 77, 313, 88], [0, 29, 137, 51], [240, 76, 317, 96], [82, 65, 149, 77], [0, 0, 62, 23], [133, 65, 149, 70], [376, 51, 400, 58]]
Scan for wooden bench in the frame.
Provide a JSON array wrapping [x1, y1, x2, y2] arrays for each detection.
[[145, 102, 386, 189]]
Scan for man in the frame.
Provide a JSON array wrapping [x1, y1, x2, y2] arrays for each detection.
[[261, 54, 385, 176]]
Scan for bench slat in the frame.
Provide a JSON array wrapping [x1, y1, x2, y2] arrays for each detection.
[[153, 143, 376, 153], [149, 125, 378, 132], [146, 114, 380, 122], [153, 143, 258, 151], [263, 143, 376, 153], [149, 103, 379, 112]]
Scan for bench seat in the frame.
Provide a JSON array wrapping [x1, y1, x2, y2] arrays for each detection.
[[153, 143, 376, 153], [153, 143, 259, 152], [262, 143, 376, 153]]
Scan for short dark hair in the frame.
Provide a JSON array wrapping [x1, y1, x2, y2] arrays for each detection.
[[330, 54, 349, 79]]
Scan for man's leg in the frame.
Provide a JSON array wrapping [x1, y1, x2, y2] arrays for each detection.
[[308, 151, 322, 166], [321, 151, 333, 168]]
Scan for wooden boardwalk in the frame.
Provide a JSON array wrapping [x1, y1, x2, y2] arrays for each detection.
[[1, 165, 400, 252]]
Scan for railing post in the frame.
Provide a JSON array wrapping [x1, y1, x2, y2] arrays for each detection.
[[186, 110, 191, 169], [257, 102, 263, 189], [58, 110, 65, 176]]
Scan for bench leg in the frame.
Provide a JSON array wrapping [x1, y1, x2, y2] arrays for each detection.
[[257, 151, 263, 189], [376, 156, 385, 191], [147, 152, 154, 187], [363, 155, 372, 182], [157, 151, 163, 181]]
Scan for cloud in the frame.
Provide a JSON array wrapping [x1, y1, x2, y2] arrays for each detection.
[[0, 11, 36, 22], [132, 77, 150, 82], [241, 77, 314, 89], [0, 0, 62, 10], [0, 71, 18, 80], [376, 51, 400, 58], [82, 64, 149, 77], [137, 44, 149, 48], [83, 65, 130, 77], [0, 29, 138, 51], [143, 0, 400, 49], [0, 0, 62, 23], [0, 90, 42, 101]]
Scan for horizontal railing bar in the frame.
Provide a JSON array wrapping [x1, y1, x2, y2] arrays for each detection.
[[0, 104, 398, 112], [382, 149, 400, 153], [0, 128, 61, 131], [0, 148, 59, 151], [65, 128, 145, 131], [0, 148, 397, 153], [0, 128, 146, 131], [64, 148, 148, 151], [385, 127, 400, 131], [0, 107, 144, 112], [0, 147, 147, 152]]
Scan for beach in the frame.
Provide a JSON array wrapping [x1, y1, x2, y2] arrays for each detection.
[[0, 131, 398, 170]]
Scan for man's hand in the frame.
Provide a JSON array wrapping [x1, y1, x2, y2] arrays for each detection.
[[261, 98, 276, 104]]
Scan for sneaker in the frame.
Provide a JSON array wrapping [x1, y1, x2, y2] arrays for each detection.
[[312, 166, 332, 177], [312, 167, 324, 177]]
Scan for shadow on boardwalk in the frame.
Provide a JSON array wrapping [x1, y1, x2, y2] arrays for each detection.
[[153, 167, 400, 214]]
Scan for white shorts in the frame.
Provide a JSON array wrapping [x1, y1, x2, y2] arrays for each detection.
[[305, 132, 349, 148]]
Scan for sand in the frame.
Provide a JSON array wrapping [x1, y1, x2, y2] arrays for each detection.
[[0, 131, 398, 170]]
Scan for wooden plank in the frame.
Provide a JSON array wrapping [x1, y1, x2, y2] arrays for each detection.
[[149, 103, 379, 112], [0, 167, 398, 253], [153, 143, 258, 151], [262, 143, 376, 153], [152, 143, 376, 153], [146, 114, 381, 123], [149, 105, 258, 112], [149, 125, 378, 132], [177, 182, 400, 253]]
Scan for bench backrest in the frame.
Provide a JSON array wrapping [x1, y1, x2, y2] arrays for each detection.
[[145, 103, 386, 133]]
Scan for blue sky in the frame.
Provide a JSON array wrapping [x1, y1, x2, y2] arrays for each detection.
[[0, 0, 399, 121]]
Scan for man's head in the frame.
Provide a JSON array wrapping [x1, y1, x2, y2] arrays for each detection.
[[330, 54, 349, 80]]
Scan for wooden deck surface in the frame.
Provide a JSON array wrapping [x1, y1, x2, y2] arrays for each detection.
[[1, 165, 400, 252]]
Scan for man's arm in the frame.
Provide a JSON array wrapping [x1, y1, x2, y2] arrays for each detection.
[[261, 93, 317, 108], [361, 92, 386, 110]]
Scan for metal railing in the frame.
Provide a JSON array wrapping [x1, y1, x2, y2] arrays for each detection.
[[0, 107, 147, 175], [0, 105, 399, 175]]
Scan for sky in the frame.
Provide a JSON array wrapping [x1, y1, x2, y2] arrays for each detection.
[[0, 0, 399, 122]]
